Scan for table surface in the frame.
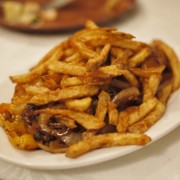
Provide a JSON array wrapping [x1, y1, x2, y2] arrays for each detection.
[[0, 0, 180, 179]]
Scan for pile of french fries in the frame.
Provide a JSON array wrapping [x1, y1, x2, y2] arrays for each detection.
[[0, 21, 180, 158]]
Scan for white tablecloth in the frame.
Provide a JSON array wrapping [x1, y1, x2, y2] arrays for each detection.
[[0, 0, 180, 179]]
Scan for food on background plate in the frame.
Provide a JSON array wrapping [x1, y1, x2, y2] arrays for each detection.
[[0, 21, 180, 158], [2, 1, 58, 25], [0, 0, 136, 32]]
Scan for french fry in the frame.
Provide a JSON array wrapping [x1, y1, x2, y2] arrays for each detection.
[[128, 101, 165, 133], [142, 73, 162, 102], [48, 61, 86, 76], [95, 91, 110, 122], [66, 133, 151, 158], [10, 47, 63, 84], [60, 76, 83, 88], [30, 85, 99, 105], [117, 97, 158, 132], [70, 39, 97, 59], [157, 80, 173, 104], [86, 44, 111, 71], [30, 43, 63, 70], [152, 40, 180, 91], [108, 102, 118, 125], [129, 47, 151, 68], [131, 65, 165, 77], [65, 97, 92, 112], [64, 52, 81, 63], [122, 70, 139, 87], [24, 85, 50, 95]]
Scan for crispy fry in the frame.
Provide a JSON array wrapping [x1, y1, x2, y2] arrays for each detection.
[[131, 65, 165, 77], [64, 52, 81, 63], [65, 97, 92, 112], [95, 91, 110, 122], [128, 101, 165, 133], [129, 47, 151, 68], [66, 133, 151, 158], [143, 74, 162, 102], [108, 102, 118, 125], [24, 85, 50, 95], [70, 39, 97, 59], [123, 70, 139, 87], [10, 47, 63, 84], [152, 40, 180, 91], [30, 85, 99, 105], [157, 80, 173, 104], [48, 61, 86, 76], [31, 43, 63, 70], [117, 98, 158, 132], [86, 44, 111, 71], [60, 76, 83, 88]]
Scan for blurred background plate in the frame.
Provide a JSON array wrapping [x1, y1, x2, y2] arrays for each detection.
[[0, 0, 136, 33]]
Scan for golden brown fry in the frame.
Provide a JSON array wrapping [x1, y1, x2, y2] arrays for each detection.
[[98, 65, 127, 77], [157, 80, 173, 104], [122, 70, 139, 87], [129, 47, 151, 68], [117, 97, 158, 132], [60, 76, 83, 88], [87, 37, 142, 50], [10, 48, 63, 84], [108, 102, 118, 125], [66, 133, 151, 158], [64, 52, 81, 63], [110, 48, 133, 63], [152, 40, 180, 91], [143, 73, 162, 102], [30, 85, 99, 105], [24, 85, 50, 95], [131, 65, 165, 77], [48, 61, 86, 76], [95, 91, 110, 122], [30, 43, 63, 70], [128, 101, 165, 133], [37, 108, 105, 130], [86, 44, 111, 71], [65, 97, 92, 112], [70, 39, 97, 59]]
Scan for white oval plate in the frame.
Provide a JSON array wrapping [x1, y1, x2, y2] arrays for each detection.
[[0, 79, 179, 170]]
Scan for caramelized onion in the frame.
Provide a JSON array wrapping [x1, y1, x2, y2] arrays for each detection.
[[61, 132, 82, 146], [112, 87, 140, 108]]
